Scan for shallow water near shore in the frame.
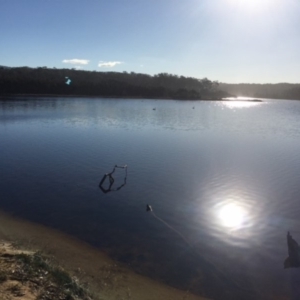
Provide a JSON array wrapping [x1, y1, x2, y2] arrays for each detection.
[[1, 97, 300, 299]]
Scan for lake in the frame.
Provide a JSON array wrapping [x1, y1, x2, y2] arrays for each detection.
[[1, 97, 300, 299]]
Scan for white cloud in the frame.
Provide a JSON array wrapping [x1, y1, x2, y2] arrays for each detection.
[[98, 61, 122, 68], [62, 59, 90, 65]]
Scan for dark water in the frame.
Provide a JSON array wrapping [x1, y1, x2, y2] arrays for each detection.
[[1, 97, 300, 299]]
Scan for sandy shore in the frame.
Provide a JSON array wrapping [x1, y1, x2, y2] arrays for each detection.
[[0, 210, 209, 300]]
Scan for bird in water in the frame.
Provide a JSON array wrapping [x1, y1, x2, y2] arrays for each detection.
[[284, 231, 300, 268], [146, 204, 152, 212]]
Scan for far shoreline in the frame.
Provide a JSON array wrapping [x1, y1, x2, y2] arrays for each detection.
[[0, 93, 264, 102]]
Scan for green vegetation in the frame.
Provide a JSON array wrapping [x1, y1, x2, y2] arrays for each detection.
[[15, 252, 88, 299], [0, 248, 91, 300], [1, 66, 300, 100], [0, 66, 227, 100]]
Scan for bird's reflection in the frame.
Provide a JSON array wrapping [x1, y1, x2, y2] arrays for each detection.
[[284, 231, 300, 268]]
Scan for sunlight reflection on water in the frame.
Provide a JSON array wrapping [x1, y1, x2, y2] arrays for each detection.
[[201, 190, 262, 248], [217, 201, 248, 228], [2, 97, 300, 299], [221, 98, 262, 109], [223, 101, 261, 109]]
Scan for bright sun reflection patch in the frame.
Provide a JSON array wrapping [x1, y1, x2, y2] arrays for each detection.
[[218, 203, 246, 228], [223, 101, 260, 109], [221, 97, 262, 109]]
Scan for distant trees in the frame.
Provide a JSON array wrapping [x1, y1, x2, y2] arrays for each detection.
[[219, 83, 300, 100], [0, 67, 227, 100], [2, 67, 299, 100]]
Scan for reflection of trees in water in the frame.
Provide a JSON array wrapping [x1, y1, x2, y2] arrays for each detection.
[[0, 97, 59, 113]]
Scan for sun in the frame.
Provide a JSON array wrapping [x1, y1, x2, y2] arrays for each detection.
[[229, 0, 274, 11]]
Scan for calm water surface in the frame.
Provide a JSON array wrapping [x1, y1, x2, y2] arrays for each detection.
[[1, 97, 300, 299]]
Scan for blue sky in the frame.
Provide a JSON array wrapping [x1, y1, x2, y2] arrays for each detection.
[[1, 0, 300, 83]]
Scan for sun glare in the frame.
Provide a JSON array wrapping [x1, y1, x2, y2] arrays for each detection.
[[218, 203, 246, 228], [223, 100, 261, 109], [229, 0, 275, 11]]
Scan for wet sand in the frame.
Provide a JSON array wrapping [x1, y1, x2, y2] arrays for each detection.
[[0, 210, 209, 300]]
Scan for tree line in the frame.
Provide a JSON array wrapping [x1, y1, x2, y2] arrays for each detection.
[[219, 83, 300, 100], [0, 66, 227, 100]]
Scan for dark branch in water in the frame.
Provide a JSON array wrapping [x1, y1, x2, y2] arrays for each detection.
[[99, 165, 127, 194]]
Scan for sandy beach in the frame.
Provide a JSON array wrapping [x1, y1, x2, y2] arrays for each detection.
[[0, 210, 209, 300]]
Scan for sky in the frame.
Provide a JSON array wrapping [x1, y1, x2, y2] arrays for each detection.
[[1, 0, 300, 83]]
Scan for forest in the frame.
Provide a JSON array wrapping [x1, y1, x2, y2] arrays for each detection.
[[1, 66, 299, 100], [220, 83, 300, 100], [0, 66, 226, 100]]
